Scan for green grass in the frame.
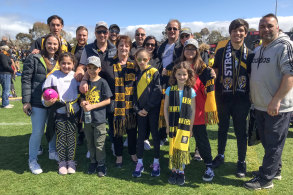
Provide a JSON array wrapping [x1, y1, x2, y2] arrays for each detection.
[[1, 75, 293, 194]]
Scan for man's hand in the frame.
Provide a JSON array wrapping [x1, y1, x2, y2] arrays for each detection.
[[267, 98, 281, 116], [79, 80, 88, 94], [23, 103, 32, 115]]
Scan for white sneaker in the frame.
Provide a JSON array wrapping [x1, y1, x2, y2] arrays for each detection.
[[29, 160, 43, 174], [49, 152, 59, 161], [86, 151, 90, 159], [144, 140, 151, 150], [3, 104, 14, 109], [123, 138, 128, 147]]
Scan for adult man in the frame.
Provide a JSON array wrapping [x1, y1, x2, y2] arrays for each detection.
[[30, 15, 71, 54], [212, 19, 254, 178], [75, 21, 116, 82], [71, 26, 88, 70], [0, 45, 14, 108], [245, 14, 293, 190], [130, 27, 146, 59], [109, 24, 120, 46]]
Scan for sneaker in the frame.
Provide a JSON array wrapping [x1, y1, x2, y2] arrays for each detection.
[[37, 146, 43, 156], [202, 167, 215, 182], [97, 165, 107, 177], [29, 160, 43, 175], [236, 161, 246, 178], [86, 151, 90, 159], [176, 173, 185, 186], [88, 163, 97, 174], [123, 138, 128, 147], [212, 154, 224, 169], [58, 161, 67, 175], [252, 170, 282, 180], [194, 148, 203, 161], [244, 176, 274, 190], [132, 163, 144, 178], [160, 138, 167, 146], [168, 171, 177, 185], [67, 160, 76, 174], [3, 104, 14, 109], [151, 163, 160, 177], [49, 152, 59, 161], [144, 140, 151, 150]]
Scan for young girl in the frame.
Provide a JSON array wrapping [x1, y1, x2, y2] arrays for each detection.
[[164, 61, 196, 186], [182, 38, 218, 182], [42, 52, 80, 175], [132, 49, 162, 178]]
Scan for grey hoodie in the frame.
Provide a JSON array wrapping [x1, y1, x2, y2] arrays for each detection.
[[250, 33, 293, 112]]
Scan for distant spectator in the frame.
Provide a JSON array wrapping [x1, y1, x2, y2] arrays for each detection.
[[109, 24, 120, 46]]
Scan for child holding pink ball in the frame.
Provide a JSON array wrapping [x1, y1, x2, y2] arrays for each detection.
[[42, 52, 80, 175]]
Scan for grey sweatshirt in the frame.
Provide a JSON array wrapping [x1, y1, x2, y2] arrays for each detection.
[[250, 33, 293, 112]]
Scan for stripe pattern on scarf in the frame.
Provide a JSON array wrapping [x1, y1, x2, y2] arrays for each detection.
[[113, 61, 136, 136], [168, 85, 192, 170]]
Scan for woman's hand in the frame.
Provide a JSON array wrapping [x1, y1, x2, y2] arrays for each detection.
[[23, 103, 32, 115]]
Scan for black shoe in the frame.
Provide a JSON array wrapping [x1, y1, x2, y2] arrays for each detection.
[[168, 172, 177, 185], [88, 163, 97, 174], [97, 165, 107, 177], [236, 161, 246, 178], [212, 155, 224, 169], [244, 176, 273, 190], [252, 170, 282, 180], [176, 173, 185, 186]]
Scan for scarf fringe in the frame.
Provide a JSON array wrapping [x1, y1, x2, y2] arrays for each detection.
[[169, 148, 191, 170], [158, 98, 166, 128], [114, 119, 126, 136], [126, 113, 136, 129], [205, 111, 219, 125]]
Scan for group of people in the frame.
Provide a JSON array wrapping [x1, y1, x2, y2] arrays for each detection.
[[19, 13, 293, 190]]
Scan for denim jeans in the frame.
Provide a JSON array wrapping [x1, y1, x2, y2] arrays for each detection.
[[0, 73, 11, 107], [29, 107, 56, 162]]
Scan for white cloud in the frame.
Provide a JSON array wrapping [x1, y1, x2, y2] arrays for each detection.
[[1, 15, 293, 42]]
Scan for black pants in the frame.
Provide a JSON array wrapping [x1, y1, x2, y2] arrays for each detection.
[[217, 98, 250, 162], [137, 108, 160, 159], [193, 125, 212, 164], [255, 110, 291, 181], [108, 113, 137, 156]]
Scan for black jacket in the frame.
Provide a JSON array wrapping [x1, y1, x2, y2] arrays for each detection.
[[0, 53, 13, 74], [157, 39, 183, 71], [134, 65, 162, 112], [21, 54, 48, 107]]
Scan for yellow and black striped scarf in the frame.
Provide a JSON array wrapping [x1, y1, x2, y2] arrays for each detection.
[[198, 64, 219, 124], [168, 85, 192, 170], [113, 60, 136, 136]]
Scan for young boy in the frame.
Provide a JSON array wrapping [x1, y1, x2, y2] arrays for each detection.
[[80, 56, 112, 177]]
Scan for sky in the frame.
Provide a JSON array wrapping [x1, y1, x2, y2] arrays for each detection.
[[0, 0, 293, 41]]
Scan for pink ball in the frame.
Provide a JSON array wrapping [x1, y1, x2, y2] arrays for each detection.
[[43, 88, 58, 101]]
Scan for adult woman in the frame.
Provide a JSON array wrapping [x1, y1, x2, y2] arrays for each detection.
[[100, 35, 137, 167], [22, 34, 61, 174], [142, 36, 161, 71], [181, 39, 217, 181]]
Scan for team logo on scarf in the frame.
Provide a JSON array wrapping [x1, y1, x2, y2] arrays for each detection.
[[223, 77, 232, 90], [238, 76, 247, 89]]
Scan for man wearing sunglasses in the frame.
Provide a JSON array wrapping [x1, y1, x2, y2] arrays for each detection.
[[109, 24, 120, 46], [75, 21, 117, 82], [130, 27, 146, 59]]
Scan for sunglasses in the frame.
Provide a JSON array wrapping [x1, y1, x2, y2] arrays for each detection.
[[110, 29, 119, 34], [136, 58, 149, 63], [180, 34, 190, 39], [145, 43, 155, 47], [136, 33, 145, 37], [167, 27, 178, 31], [96, 30, 108, 35]]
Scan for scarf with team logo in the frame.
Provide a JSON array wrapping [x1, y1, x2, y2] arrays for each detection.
[[113, 59, 136, 136], [221, 40, 249, 95], [168, 85, 192, 170], [198, 64, 219, 125]]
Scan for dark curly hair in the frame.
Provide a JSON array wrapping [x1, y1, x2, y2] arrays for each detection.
[[169, 61, 195, 87]]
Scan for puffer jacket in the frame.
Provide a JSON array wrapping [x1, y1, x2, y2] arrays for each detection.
[[21, 54, 48, 107]]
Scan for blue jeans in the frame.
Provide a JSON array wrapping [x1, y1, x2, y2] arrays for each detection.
[[0, 73, 11, 107], [29, 107, 56, 162]]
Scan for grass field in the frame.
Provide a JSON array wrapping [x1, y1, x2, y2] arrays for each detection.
[[0, 76, 293, 194]]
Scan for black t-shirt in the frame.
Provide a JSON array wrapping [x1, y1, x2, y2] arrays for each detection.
[[214, 46, 254, 101], [83, 78, 112, 124]]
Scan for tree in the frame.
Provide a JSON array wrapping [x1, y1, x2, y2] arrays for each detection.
[[207, 30, 224, 44], [193, 32, 202, 44], [248, 28, 257, 32], [29, 22, 49, 40], [16, 33, 33, 49], [200, 28, 210, 43]]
